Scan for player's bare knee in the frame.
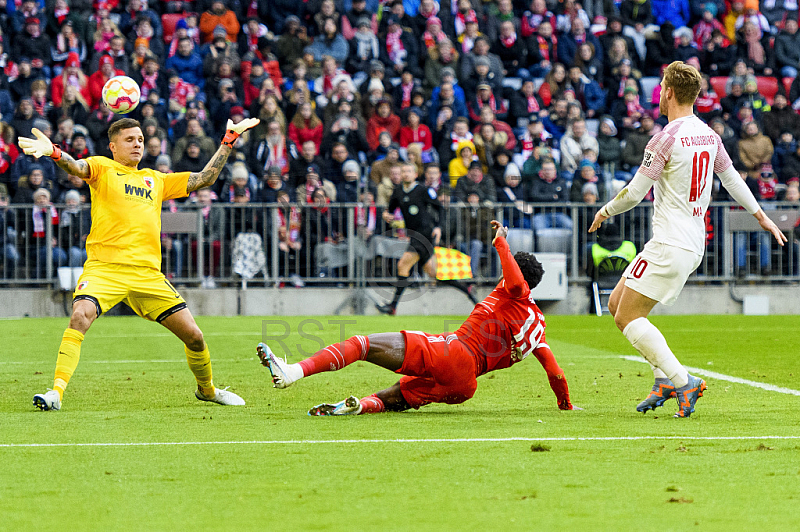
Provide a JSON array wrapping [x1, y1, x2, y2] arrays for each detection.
[[69, 304, 96, 333], [185, 328, 205, 352], [608, 297, 618, 317], [613, 313, 630, 332]]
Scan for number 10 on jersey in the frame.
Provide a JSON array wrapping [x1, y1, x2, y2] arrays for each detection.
[[690, 150, 711, 203]]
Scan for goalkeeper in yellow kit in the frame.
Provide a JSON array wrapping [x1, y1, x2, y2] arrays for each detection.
[[20, 116, 259, 410]]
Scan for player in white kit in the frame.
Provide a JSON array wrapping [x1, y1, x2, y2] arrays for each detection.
[[589, 62, 787, 418]]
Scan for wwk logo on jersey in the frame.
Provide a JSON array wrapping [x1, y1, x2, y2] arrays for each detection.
[[124, 183, 153, 200]]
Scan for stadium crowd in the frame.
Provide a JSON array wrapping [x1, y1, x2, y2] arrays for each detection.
[[2, 0, 800, 283]]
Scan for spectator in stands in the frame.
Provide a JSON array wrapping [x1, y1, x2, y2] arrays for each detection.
[[14, 164, 54, 204], [15, 16, 51, 79], [559, 118, 599, 181], [288, 102, 324, 153], [166, 37, 205, 90], [460, 191, 495, 277], [602, 16, 639, 67], [651, 0, 690, 29], [596, 117, 623, 188], [376, 163, 401, 207], [290, 140, 325, 188], [306, 18, 349, 65], [367, 99, 401, 151], [296, 164, 337, 205], [473, 123, 507, 174], [692, 5, 726, 49], [574, 43, 603, 83], [370, 142, 400, 186], [274, 188, 305, 282], [29, 187, 66, 278], [172, 118, 217, 162], [275, 16, 309, 68], [529, 157, 571, 223], [558, 18, 603, 67], [174, 139, 206, 175], [701, 29, 735, 76], [644, 21, 675, 76], [347, 17, 380, 87], [399, 107, 433, 155], [492, 20, 528, 80], [0, 190, 19, 278], [775, 19, 800, 79], [337, 160, 361, 204], [323, 142, 353, 186], [673, 27, 700, 63], [429, 78, 467, 125], [738, 121, 774, 179], [423, 38, 459, 94], [10, 58, 37, 103], [51, 19, 88, 76], [565, 65, 605, 119], [199, 1, 240, 44], [605, 58, 642, 111], [570, 160, 606, 202], [538, 63, 567, 109], [611, 86, 647, 132], [720, 79, 746, 120], [508, 80, 543, 133], [741, 76, 771, 119], [258, 166, 286, 203], [460, 37, 504, 87], [763, 94, 800, 144], [252, 120, 297, 177], [455, 160, 497, 204], [448, 137, 477, 187], [59, 190, 89, 268], [620, 114, 655, 177], [737, 21, 773, 77]]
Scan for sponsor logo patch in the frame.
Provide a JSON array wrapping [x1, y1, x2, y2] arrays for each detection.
[[642, 151, 654, 168], [77, 281, 88, 290], [143, 175, 154, 189]]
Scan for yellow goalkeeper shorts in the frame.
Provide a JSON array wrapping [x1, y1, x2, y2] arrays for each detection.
[[73, 260, 187, 322]]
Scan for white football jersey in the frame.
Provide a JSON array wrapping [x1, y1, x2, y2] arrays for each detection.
[[639, 115, 731, 255]]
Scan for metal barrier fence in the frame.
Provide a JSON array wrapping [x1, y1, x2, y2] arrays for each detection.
[[1, 202, 798, 288]]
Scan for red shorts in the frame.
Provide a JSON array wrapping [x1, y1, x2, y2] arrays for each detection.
[[397, 331, 479, 409]]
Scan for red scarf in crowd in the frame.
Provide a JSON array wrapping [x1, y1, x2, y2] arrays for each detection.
[[526, 95, 540, 113], [356, 202, 377, 233], [454, 10, 476, 36], [536, 34, 553, 62], [140, 69, 158, 98], [278, 207, 301, 242], [33, 206, 58, 238], [400, 81, 413, 108], [386, 28, 405, 64], [500, 32, 517, 48]]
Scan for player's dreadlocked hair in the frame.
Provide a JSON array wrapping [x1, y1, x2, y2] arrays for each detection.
[[514, 252, 545, 289]]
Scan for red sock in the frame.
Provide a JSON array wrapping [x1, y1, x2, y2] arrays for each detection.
[[534, 346, 572, 409], [298, 335, 370, 377], [359, 394, 385, 414]]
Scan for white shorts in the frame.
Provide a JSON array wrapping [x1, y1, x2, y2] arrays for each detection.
[[623, 241, 702, 306]]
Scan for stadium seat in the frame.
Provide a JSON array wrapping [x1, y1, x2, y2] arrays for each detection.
[[639, 76, 660, 105], [756, 76, 778, 104], [784, 77, 794, 98], [161, 13, 183, 44], [502, 78, 522, 91], [505, 228, 534, 253], [535, 228, 571, 254], [591, 254, 630, 316], [709, 76, 727, 98]]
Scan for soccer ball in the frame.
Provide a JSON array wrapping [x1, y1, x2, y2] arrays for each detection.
[[102, 76, 141, 114]]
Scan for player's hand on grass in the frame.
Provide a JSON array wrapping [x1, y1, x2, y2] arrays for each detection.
[[491, 220, 508, 245], [588, 208, 609, 233], [18, 128, 54, 158], [755, 210, 788, 246], [226, 118, 260, 134]]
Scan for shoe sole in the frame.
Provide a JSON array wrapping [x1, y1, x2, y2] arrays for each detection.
[[308, 396, 361, 416], [308, 403, 338, 416], [33, 395, 58, 411], [636, 390, 677, 413], [257, 343, 291, 389]]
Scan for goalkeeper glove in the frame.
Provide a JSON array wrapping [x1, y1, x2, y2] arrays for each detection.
[[18, 128, 61, 160], [221, 118, 260, 148]]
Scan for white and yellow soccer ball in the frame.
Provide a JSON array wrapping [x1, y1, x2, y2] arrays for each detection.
[[102, 76, 141, 114]]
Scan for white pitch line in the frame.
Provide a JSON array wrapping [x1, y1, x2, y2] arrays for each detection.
[[0, 358, 256, 365], [620, 355, 800, 396], [1, 435, 799, 448]]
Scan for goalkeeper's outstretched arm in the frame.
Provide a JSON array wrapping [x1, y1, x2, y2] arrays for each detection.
[[18, 127, 90, 179], [186, 118, 259, 193]]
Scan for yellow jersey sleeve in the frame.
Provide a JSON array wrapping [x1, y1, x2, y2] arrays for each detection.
[[85, 156, 107, 186], [162, 171, 191, 200]]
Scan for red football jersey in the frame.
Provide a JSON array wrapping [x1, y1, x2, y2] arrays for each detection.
[[455, 237, 549, 376]]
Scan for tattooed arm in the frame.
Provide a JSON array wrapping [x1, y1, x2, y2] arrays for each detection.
[[54, 152, 91, 180], [186, 117, 261, 193], [186, 144, 232, 193]]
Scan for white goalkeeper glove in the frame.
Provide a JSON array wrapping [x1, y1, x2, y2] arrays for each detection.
[[221, 118, 260, 148], [18, 128, 56, 159]]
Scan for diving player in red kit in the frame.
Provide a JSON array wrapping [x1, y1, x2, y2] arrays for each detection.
[[256, 221, 579, 415]]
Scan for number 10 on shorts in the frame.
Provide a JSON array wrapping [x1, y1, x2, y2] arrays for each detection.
[[630, 257, 648, 279]]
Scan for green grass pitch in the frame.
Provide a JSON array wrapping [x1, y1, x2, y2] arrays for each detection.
[[1, 314, 799, 530]]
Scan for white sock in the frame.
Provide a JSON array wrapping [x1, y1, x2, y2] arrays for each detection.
[[650, 364, 669, 380], [622, 317, 688, 388], [288, 363, 305, 381]]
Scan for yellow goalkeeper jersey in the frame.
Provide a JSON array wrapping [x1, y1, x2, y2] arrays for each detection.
[[84, 156, 190, 270]]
